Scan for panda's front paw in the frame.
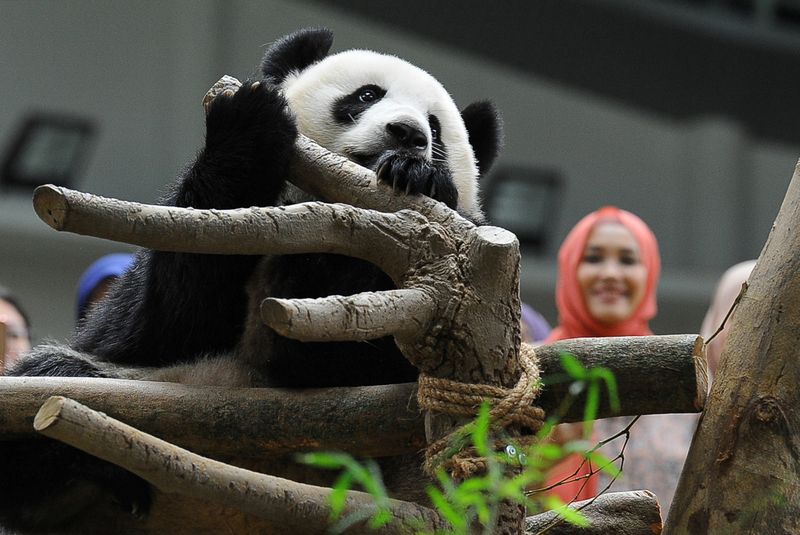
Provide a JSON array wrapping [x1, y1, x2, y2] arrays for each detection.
[[204, 80, 298, 161], [109, 468, 153, 519], [376, 153, 458, 209]]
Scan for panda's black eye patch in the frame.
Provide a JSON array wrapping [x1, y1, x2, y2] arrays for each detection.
[[333, 84, 386, 124], [429, 115, 442, 143]]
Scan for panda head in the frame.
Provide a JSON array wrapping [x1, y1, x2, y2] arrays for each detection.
[[261, 28, 503, 223]]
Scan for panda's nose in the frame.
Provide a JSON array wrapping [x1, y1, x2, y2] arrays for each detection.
[[386, 122, 428, 151]]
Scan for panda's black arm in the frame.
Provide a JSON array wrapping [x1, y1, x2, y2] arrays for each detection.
[[68, 81, 299, 367]]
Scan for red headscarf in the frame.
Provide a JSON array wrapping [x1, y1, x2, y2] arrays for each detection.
[[545, 206, 661, 343]]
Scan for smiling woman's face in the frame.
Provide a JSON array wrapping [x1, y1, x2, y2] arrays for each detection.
[[577, 222, 648, 325]]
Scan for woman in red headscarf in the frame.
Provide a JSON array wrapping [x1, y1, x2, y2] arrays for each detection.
[[542, 206, 661, 504]]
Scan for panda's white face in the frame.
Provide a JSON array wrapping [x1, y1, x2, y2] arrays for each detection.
[[280, 49, 482, 221]]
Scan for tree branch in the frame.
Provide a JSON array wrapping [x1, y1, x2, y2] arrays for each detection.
[[0, 335, 705, 458], [525, 490, 662, 534], [262, 289, 436, 342], [34, 396, 447, 535], [33, 187, 421, 283]]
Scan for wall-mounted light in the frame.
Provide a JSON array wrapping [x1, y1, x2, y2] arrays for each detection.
[[1, 113, 96, 192], [483, 165, 563, 254]]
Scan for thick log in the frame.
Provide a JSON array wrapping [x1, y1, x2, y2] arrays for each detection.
[[540, 334, 706, 421], [0, 335, 705, 460], [0, 376, 425, 459], [34, 396, 447, 535], [664, 163, 800, 532], [525, 490, 662, 534]]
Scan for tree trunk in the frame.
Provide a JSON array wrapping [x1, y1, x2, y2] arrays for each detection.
[[664, 161, 800, 533]]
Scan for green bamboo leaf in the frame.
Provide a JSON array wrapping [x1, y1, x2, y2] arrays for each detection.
[[457, 477, 491, 494], [472, 402, 491, 457], [427, 487, 465, 529], [587, 450, 621, 477], [361, 459, 389, 504], [297, 451, 343, 469], [535, 443, 564, 461], [583, 381, 600, 433], [368, 508, 393, 529], [330, 471, 354, 520], [559, 352, 588, 380], [593, 367, 621, 412], [553, 503, 590, 527]]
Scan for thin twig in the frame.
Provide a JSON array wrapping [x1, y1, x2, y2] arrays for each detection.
[[529, 416, 641, 534], [704, 281, 748, 346]]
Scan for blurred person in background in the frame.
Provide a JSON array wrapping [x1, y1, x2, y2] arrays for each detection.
[[76, 253, 135, 324], [700, 259, 756, 383], [520, 301, 551, 344], [540, 206, 672, 505], [0, 285, 32, 372]]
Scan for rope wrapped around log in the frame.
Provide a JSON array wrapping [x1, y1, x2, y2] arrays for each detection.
[[418, 343, 545, 478]]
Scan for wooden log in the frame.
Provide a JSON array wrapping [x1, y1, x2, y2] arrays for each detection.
[[525, 490, 662, 534], [664, 164, 800, 532], [0, 335, 705, 460], [540, 334, 707, 421], [34, 396, 448, 535], [0, 377, 425, 459]]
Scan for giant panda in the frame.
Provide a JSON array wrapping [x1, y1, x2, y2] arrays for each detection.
[[0, 28, 502, 531]]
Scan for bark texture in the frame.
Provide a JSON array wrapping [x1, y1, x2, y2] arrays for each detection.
[[664, 161, 800, 533], [526, 490, 662, 534]]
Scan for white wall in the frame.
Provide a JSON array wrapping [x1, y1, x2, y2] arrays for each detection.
[[0, 0, 797, 342]]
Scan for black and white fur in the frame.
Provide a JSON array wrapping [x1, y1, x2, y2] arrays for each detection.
[[0, 28, 502, 531]]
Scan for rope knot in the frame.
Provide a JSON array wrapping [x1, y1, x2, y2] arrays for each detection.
[[417, 343, 546, 478]]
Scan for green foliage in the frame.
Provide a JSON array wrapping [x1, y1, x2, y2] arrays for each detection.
[[299, 352, 623, 534], [296, 452, 392, 533]]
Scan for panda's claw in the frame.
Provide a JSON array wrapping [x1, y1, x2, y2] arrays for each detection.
[[251, 81, 261, 91], [377, 161, 389, 183]]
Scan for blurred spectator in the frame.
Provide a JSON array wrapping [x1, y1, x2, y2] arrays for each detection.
[[700, 259, 756, 382], [76, 253, 135, 322], [541, 206, 661, 504], [520, 302, 551, 344], [0, 285, 32, 372]]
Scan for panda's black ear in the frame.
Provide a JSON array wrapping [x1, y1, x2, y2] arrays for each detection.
[[261, 28, 334, 84], [461, 101, 504, 177]]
